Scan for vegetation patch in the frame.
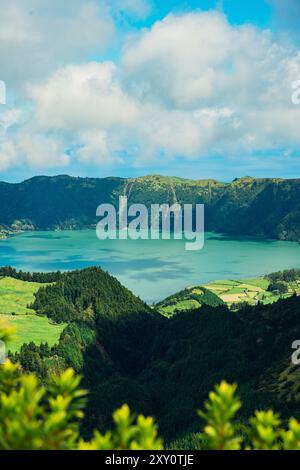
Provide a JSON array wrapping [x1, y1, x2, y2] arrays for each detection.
[[2, 314, 65, 353], [159, 270, 300, 314], [203, 271, 300, 310], [0, 275, 64, 351], [0, 276, 46, 315], [156, 286, 225, 316]]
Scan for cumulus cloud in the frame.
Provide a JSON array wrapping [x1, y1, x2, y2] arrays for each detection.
[[76, 130, 124, 165], [1, 10, 300, 171], [0, 131, 69, 171], [122, 12, 300, 111], [28, 62, 141, 132], [0, 0, 114, 90], [0, 107, 68, 171], [122, 12, 233, 109]]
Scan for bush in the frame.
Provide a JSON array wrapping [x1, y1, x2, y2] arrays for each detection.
[[199, 381, 300, 450], [1, 322, 300, 450], [0, 322, 162, 450]]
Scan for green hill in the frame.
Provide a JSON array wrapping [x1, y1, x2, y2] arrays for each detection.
[[0, 174, 300, 241], [158, 269, 300, 313], [31, 266, 151, 323], [10, 267, 300, 444], [156, 285, 225, 316]]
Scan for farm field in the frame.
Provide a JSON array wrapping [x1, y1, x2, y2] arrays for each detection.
[[158, 273, 300, 314], [203, 277, 300, 308], [203, 278, 270, 306], [0, 276, 65, 352]]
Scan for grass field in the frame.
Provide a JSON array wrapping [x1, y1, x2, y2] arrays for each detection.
[[0, 276, 65, 352], [1, 314, 66, 353], [0, 276, 46, 315], [160, 299, 200, 316]]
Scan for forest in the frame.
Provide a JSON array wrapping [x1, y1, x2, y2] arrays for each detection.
[[0, 175, 300, 241], [7, 266, 300, 446]]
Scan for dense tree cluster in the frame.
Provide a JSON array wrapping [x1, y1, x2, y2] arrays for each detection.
[[0, 266, 62, 283], [31, 267, 150, 323], [268, 281, 289, 294], [266, 269, 300, 283]]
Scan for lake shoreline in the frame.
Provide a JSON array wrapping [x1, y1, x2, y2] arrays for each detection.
[[1, 226, 299, 245], [0, 230, 299, 304]]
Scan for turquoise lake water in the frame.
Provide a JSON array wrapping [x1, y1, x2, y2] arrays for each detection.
[[0, 230, 299, 303]]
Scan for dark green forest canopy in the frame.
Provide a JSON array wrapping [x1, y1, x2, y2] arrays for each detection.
[[0, 174, 300, 240], [31, 266, 150, 323], [11, 266, 300, 442]]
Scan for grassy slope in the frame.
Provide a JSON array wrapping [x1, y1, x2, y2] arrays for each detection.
[[156, 286, 225, 316], [0, 276, 44, 314], [158, 275, 300, 313], [2, 315, 65, 353], [0, 277, 65, 351]]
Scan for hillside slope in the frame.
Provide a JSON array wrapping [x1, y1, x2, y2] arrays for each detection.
[[156, 285, 225, 316], [12, 267, 300, 442], [0, 174, 300, 240], [158, 270, 300, 312]]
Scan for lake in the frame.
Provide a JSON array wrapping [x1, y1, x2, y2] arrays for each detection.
[[0, 230, 299, 303]]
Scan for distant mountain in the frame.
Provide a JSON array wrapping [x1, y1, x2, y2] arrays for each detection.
[[0, 174, 300, 240]]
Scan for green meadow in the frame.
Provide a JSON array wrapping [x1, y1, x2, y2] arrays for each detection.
[[0, 276, 45, 315], [1, 314, 65, 353], [0, 277, 65, 352]]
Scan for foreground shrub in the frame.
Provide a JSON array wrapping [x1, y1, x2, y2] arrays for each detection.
[[199, 381, 300, 450], [1, 323, 300, 450]]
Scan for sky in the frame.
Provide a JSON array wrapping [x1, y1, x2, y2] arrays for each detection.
[[0, 0, 300, 182]]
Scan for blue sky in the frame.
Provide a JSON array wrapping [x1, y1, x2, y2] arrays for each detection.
[[124, 0, 272, 28], [0, 0, 300, 182]]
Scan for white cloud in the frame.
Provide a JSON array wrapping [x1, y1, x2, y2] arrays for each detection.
[[28, 62, 141, 132], [122, 12, 233, 109], [0, 107, 68, 170], [120, 12, 300, 157], [1, 10, 300, 171], [122, 12, 300, 111], [0, 128, 69, 171], [0, 0, 114, 90], [76, 130, 124, 165]]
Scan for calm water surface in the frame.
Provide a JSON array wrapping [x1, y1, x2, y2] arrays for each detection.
[[0, 231, 299, 303]]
